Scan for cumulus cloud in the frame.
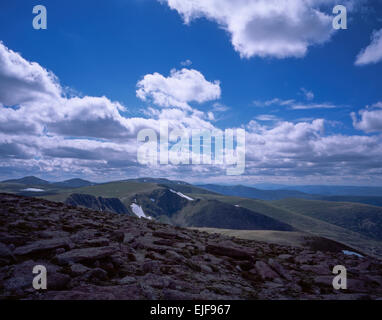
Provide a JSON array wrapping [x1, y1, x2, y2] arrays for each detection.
[[355, 28, 382, 66], [136, 68, 221, 110], [2, 40, 382, 184], [159, 0, 341, 59], [351, 102, 382, 133], [0, 42, 61, 106], [244, 118, 382, 181], [0, 41, 223, 180]]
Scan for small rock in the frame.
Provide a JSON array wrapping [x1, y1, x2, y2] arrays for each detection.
[[255, 261, 279, 281], [118, 276, 136, 285], [70, 263, 91, 275], [200, 264, 213, 273], [206, 244, 252, 260]]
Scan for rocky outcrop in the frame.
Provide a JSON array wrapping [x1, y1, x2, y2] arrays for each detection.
[[0, 193, 381, 300], [65, 194, 130, 215]]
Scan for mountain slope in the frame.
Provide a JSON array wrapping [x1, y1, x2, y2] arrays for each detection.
[[2, 176, 50, 186], [282, 185, 382, 197], [198, 184, 314, 200], [53, 179, 95, 188], [1, 193, 381, 300], [193, 193, 382, 258], [195, 229, 364, 254], [271, 198, 382, 241], [318, 195, 382, 208], [172, 200, 294, 231]]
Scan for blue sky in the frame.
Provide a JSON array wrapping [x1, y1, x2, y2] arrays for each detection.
[[1, 0, 382, 185]]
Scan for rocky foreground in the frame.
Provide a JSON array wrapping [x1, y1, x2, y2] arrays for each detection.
[[0, 193, 381, 300]]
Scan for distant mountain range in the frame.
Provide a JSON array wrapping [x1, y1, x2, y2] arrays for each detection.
[[197, 184, 382, 207], [197, 184, 314, 200], [252, 183, 382, 197], [2, 176, 51, 186], [1, 176, 95, 189]]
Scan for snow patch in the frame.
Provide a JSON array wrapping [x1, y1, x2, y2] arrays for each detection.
[[342, 250, 363, 258], [22, 188, 45, 192], [169, 189, 194, 201], [130, 203, 151, 220]]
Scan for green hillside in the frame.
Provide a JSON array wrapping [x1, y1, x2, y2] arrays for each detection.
[[192, 193, 382, 258], [271, 198, 382, 241], [172, 199, 294, 231], [42, 181, 163, 203]]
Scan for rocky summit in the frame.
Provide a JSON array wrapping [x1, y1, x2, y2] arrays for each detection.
[[0, 193, 381, 300]]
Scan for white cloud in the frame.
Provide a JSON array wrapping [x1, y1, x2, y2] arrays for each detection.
[[244, 118, 382, 181], [291, 103, 337, 110], [351, 102, 382, 133], [253, 97, 336, 110], [355, 28, 382, 66], [160, 0, 340, 59], [300, 88, 314, 101], [255, 114, 280, 121], [212, 102, 229, 112], [180, 59, 192, 66], [253, 98, 295, 107], [0, 42, 61, 106], [136, 68, 221, 110]]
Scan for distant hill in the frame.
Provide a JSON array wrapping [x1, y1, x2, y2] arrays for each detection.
[[128, 177, 191, 186], [318, 195, 382, 207], [53, 179, 95, 188], [2, 176, 50, 186], [198, 184, 313, 200], [282, 185, 382, 196], [130, 178, 216, 195]]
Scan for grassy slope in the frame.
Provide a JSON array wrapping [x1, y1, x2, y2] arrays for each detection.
[[192, 193, 382, 258], [271, 198, 382, 241], [41, 181, 162, 204], [172, 199, 294, 231], [194, 228, 364, 254]]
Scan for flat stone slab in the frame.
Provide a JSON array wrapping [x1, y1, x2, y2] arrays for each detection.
[[14, 238, 71, 256], [56, 246, 118, 264]]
